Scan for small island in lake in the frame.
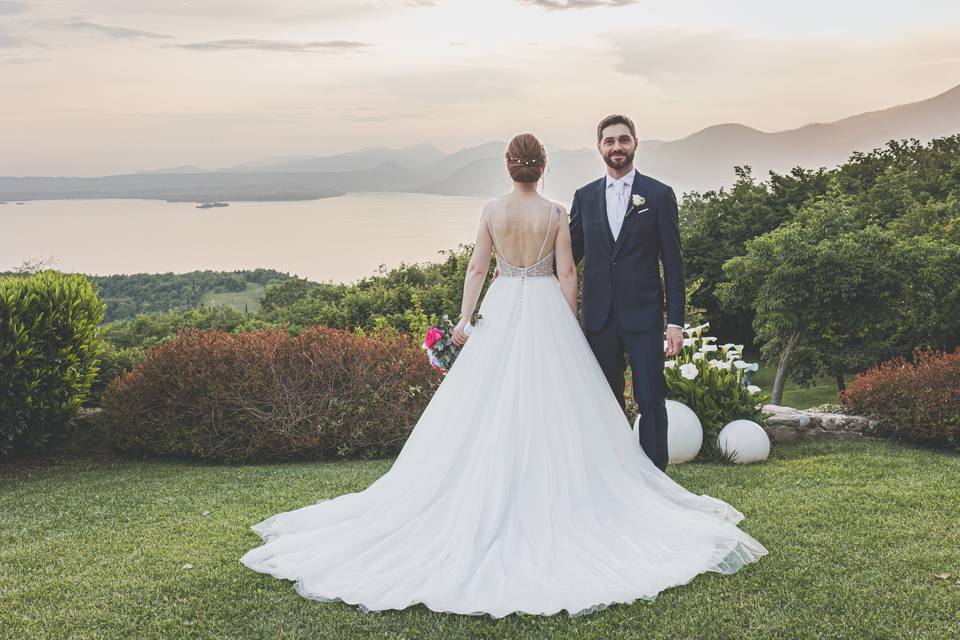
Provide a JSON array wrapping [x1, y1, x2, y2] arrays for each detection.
[[196, 201, 230, 209]]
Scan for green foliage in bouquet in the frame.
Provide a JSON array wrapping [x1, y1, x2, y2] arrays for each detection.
[[664, 322, 771, 457]]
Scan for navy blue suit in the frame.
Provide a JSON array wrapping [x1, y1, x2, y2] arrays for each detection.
[[569, 169, 685, 471]]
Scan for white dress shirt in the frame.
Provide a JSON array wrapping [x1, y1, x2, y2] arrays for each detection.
[[605, 172, 633, 242], [605, 170, 681, 331]]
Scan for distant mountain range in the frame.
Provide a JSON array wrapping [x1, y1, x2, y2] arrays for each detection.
[[3, 83, 959, 204]]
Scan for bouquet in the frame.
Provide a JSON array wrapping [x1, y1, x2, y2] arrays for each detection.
[[422, 313, 482, 374]]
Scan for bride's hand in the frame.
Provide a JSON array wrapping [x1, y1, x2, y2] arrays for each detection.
[[452, 319, 470, 346]]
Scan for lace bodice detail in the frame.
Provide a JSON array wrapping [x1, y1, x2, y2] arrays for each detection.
[[496, 251, 555, 278]]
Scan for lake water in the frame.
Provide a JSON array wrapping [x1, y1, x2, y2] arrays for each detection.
[[1, 193, 491, 283]]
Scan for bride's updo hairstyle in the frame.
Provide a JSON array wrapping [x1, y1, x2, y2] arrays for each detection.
[[505, 133, 546, 183]]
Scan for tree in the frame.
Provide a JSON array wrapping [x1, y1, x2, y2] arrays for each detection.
[[717, 192, 960, 405], [680, 166, 829, 344]]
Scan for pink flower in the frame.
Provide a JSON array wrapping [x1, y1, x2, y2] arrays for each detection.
[[424, 327, 443, 349]]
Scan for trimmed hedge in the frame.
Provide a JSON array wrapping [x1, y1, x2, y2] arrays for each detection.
[[94, 325, 441, 462], [842, 347, 960, 451], [0, 270, 105, 455]]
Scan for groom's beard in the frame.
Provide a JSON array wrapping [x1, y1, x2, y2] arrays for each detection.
[[602, 148, 635, 171]]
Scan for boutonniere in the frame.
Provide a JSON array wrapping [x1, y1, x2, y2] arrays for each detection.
[[625, 194, 649, 220]]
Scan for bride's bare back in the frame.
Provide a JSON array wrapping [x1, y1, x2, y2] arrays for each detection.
[[483, 193, 562, 268], [455, 189, 578, 340]]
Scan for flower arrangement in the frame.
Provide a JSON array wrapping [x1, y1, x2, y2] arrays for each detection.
[[422, 313, 482, 375], [663, 322, 770, 454]]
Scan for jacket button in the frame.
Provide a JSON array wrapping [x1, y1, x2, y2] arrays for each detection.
[[611, 261, 616, 266]]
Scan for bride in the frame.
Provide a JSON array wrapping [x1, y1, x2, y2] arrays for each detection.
[[240, 133, 768, 618]]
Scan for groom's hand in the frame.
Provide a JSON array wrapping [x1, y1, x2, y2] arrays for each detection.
[[664, 326, 683, 356]]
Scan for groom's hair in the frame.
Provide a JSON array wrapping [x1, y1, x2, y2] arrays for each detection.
[[596, 114, 637, 142]]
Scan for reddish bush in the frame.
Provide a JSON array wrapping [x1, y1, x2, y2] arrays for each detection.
[[94, 325, 440, 462], [842, 347, 960, 450]]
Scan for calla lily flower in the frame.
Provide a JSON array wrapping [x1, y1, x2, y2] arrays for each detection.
[[680, 363, 699, 380]]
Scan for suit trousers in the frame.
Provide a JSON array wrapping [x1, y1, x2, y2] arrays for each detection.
[[584, 301, 669, 471]]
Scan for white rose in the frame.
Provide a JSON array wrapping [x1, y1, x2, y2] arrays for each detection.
[[632, 194, 645, 207], [747, 385, 761, 394], [692, 351, 705, 360], [679, 363, 699, 380], [664, 360, 677, 369], [733, 360, 750, 369]]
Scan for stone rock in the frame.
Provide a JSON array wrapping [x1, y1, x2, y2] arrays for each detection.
[[769, 425, 799, 443], [761, 404, 869, 443], [803, 429, 864, 441], [75, 407, 103, 421]]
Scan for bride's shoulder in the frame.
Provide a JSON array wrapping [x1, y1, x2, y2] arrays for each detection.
[[541, 197, 567, 218], [482, 194, 509, 213]]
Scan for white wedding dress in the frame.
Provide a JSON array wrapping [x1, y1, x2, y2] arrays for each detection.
[[241, 199, 768, 618]]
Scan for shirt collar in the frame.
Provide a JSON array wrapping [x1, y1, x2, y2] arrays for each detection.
[[605, 170, 635, 190]]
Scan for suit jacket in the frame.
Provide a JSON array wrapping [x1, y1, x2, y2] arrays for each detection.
[[569, 169, 684, 333]]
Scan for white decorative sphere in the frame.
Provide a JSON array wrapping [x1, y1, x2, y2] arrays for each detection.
[[717, 419, 770, 463], [633, 400, 702, 463]]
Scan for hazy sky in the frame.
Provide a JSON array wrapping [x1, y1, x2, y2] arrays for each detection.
[[2, 0, 960, 176]]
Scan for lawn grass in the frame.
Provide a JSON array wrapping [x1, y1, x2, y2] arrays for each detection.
[[2, 440, 958, 639], [200, 281, 266, 315], [746, 365, 839, 410], [740, 349, 841, 410]]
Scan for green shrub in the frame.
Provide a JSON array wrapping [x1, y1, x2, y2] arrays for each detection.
[[100, 305, 275, 350], [0, 270, 106, 455], [85, 342, 143, 407], [94, 325, 441, 462]]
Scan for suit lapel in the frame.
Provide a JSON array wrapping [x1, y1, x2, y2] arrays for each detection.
[[596, 179, 615, 252], [612, 169, 644, 259]]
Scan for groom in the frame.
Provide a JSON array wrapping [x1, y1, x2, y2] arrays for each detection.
[[569, 114, 684, 472]]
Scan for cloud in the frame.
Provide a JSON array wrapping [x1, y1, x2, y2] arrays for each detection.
[[521, 0, 638, 9], [610, 29, 960, 89], [1, 54, 50, 64], [0, 27, 27, 48], [351, 66, 532, 103], [0, 1, 27, 15], [171, 38, 371, 53], [57, 20, 175, 40]]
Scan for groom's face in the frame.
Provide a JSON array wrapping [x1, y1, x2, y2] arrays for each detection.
[[598, 123, 637, 170]]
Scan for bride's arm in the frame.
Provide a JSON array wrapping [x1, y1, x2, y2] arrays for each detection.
[[554, 206, 578, 316], [452, 208, 495, 345]]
